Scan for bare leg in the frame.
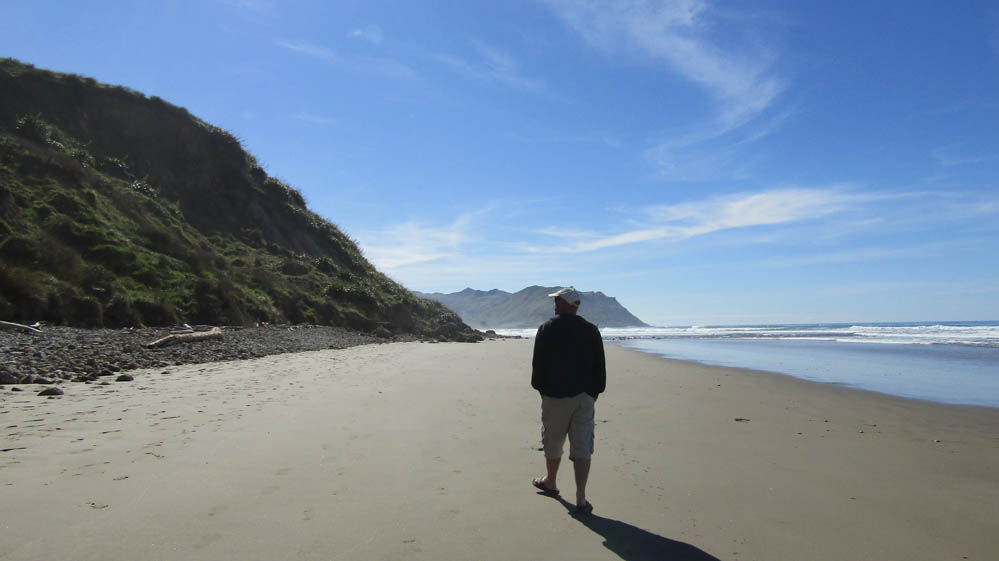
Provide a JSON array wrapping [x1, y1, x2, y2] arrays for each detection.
[[543, 457, 561, 490], [572, 458, 590, 507]]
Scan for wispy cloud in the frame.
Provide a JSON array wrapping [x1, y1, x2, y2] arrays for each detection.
[[355, 207, 595, 291], [932, 145, 993, 167], [220, 0, 273, 13], [504, 130, 623, 148], [528, 186, 866, 253], [278, 41, 340, 63], [545, 0, 787, 178], [293, 113, 336, 126], [642, 136, 751, 181], [545, 0, 783, 126], [758, 241, 960, 268], [348, 24, 384, 45], [277, 40, 419, 80], [537, 227, 604, 239], [353, 188, 996, 299], [967, 200, 999, 215], [433, 40, 549, 94], [358, 213, 480, 271]]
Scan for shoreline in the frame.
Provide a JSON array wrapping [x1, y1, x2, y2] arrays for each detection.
[[4, 322, 994, 412], [611, 340, 999, 411], [610, 336, 999, 409], [497, 321, 999, 408], [3, 339, 997, 560], [0, 324, 488, 387]]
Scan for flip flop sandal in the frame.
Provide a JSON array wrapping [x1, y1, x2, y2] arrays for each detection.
[[571, 501, 594, 516], [532, 478, 560, 496]]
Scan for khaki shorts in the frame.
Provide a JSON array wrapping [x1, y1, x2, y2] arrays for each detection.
[[541, 393, 595, 461]]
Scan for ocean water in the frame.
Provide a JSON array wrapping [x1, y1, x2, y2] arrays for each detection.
[[494, 322, 999, 408]]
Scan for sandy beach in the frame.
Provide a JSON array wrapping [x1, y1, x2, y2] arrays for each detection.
[[2, 339, 997, 561]]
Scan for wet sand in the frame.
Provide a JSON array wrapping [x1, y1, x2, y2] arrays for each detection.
[[2, 340, 997, 560]]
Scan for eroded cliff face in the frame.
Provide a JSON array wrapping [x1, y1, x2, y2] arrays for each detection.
[[0, 58, 475, 339]]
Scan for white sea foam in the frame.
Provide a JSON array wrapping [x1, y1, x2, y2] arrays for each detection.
[[492, 321, 999, 406], [492, 322, 999, 347]]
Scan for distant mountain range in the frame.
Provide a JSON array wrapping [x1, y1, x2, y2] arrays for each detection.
[[414, 286, 649, 329]]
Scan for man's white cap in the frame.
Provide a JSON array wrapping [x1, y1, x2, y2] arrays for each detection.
[[548, 287, 581, 306]]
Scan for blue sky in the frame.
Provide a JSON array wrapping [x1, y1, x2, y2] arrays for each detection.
[[3, 1, 998, 325]]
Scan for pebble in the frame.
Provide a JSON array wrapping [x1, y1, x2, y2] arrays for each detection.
[[0, 325, 386, 385]]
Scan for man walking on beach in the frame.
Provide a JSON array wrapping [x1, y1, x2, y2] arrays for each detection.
[[531, 287, 606, 515]]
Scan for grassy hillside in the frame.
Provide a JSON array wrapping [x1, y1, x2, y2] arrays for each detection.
[[0, 58, 474, 339]]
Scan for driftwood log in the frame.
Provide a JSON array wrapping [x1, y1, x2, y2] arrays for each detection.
[[145, 327, 223, 349], [0, 321, 43, 334]]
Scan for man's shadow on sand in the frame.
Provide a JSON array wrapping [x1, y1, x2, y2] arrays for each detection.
[[548, 495, 722, 561]]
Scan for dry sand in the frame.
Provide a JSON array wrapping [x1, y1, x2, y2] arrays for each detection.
[[2, 340, 997, 561]]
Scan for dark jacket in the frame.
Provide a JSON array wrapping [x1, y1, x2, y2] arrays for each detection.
[[531, 314, 606, 399]]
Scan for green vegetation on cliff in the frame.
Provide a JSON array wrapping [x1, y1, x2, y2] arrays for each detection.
[[0, 58, 473, 338]]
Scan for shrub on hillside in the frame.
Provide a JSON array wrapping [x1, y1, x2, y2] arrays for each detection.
[[87, 243, 137, 274], [67, 293, 102, 327], [98, 156, 132, 179], [14, 114, 50, 144], [133, 297, 179, 327], [0, 234, 39, 265], [280, 259, 310, 276], [103, 295, 141, 326], [0, 264, 45, 320]]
